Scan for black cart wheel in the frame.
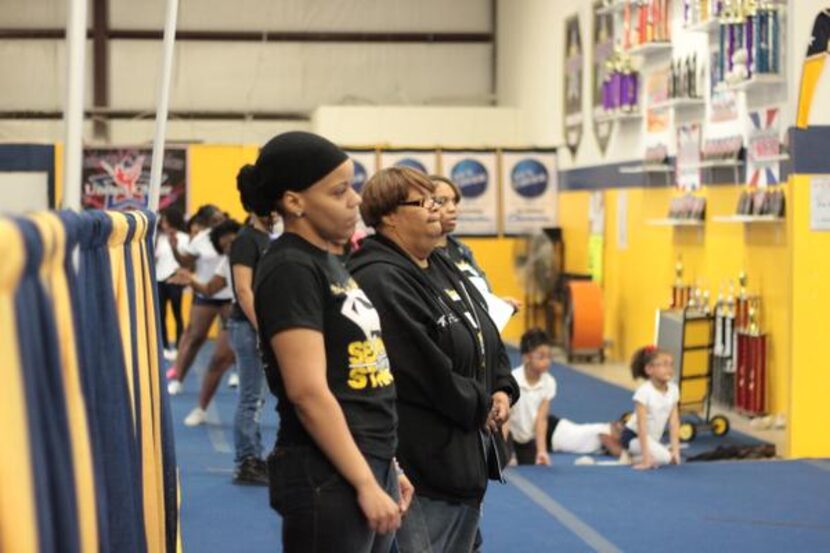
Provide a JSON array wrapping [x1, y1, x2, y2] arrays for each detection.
[[710, 415, 730, 437]]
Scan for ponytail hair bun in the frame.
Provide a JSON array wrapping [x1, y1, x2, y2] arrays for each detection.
[[236, 163, 273, 217], [630, 345, 665, 380]]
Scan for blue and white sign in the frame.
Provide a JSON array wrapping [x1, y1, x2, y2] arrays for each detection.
[[344, 149, 377, 232], [440, 150, 498, 235], [379, 150, 437, 176], [501, 150, 558, 234], [345, 149, 377, 194]]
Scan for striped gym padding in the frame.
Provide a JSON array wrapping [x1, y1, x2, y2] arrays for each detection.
[[13, 217, 81, 553], [0, 209, 180, 552], [0, 219, 39, 552]]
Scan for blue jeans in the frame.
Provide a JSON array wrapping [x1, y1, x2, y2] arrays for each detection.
[[228, 318, 267, 465], [396, 494, 481, 553], [268, 446, 399, 553]]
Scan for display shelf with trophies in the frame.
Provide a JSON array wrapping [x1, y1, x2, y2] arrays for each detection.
[[599, 48, 643, 119], [713, 1, 785, 92]]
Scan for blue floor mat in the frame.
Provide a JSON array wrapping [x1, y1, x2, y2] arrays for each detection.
[[171, 343, 819, 553]]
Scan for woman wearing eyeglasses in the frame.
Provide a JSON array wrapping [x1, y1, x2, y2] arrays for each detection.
[[348, 167, 519, 553]]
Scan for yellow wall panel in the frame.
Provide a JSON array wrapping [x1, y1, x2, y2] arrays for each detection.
[[789, 174, 830, 457], [187, 144, 259, 219]]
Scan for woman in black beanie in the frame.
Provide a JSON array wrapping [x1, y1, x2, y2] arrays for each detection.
[[245, 131, 411, 552]]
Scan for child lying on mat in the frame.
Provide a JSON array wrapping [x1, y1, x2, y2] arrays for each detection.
[[620, 345, 681, 470], [504, 328, 623, 465]]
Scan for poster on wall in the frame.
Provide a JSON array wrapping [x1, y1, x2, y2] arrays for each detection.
[[746, 107, 782, 188], [645, 65, 671, 161], [811, 176, 830, 231], [82, 147, 187, 212], [564, 15, 584, 157], [344, 148, 377, 194], [676, 123, 702, 192], [440, 150, 498, 236], [592, 1, 615, 155], [379, 149, 437, 175], [501, 149, 558, 235], [344, 148, 377, 234]]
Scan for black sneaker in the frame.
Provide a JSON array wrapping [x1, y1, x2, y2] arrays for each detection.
[[233, 457, 269, 486]]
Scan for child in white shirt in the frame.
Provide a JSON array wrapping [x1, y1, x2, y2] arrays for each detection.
[[506, 329, 557, 465], [620, 345, 681, 469]]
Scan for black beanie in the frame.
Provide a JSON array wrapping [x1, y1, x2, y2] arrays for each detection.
[[237, 131, 348, 216]]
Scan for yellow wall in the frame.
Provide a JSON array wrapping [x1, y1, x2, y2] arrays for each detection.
[[560, 183, 793, 422], [187, 144, 259, 219], [465, 237, 525, 344], [789, 174, 830, 457]]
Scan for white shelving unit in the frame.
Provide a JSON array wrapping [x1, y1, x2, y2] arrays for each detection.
[[627, 41, 673, 58], [724, 74, 786, 92], [687, 159, 742, 170], [650, 97, 706, 110], [619, 163, 673, 174], [646, 218, 705, 227], [595, 110, 643, 124], [748, 153, 790, 164], [712, 215, 784, 224]]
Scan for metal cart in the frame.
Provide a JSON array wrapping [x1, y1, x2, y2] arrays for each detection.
[[656, 308, 730, 442]]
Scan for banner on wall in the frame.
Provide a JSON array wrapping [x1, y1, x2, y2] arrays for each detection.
[[592, 1, 615, 155], [564, 15, 584, 157], [441, 150, 498, 236], [379, 149, 437, 175], [746, 107, 782, 188], [82, 147, 187, 211], [645, 65, 671, 161], [676, 123, 702, 192], [344, 148, 377, 234], [501, 149, 558, 235]]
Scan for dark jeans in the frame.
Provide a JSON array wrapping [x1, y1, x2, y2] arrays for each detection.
[[227, 318, 267, 465], [157, 281, 184, 349], [267, 445, 399, 553], [509, 415, 560, 466], [396, 494, 480, 553]]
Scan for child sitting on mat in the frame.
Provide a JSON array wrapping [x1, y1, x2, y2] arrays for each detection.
[[506, 328, 558, 465], [620, 345, 681, 470], [505, 328, 625, 465]]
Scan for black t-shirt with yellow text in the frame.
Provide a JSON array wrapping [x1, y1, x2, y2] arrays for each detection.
[[254, 233, 397, 460]]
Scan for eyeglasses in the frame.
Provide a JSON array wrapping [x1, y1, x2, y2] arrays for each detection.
[[398, 196, 438, 209], [432, 196, 458, 208]]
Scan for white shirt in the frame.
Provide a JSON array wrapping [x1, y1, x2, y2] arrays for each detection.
[[155, 231, 189, 282], [509, 365, 557, 444], [182, 230, 232, 300], [625, 381, 679, 442]]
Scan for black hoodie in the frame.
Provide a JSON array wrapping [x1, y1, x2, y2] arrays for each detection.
[[348, 234, 518, 505]]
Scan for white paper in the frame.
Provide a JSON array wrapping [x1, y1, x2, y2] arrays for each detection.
[[617, 191, 628, 250], [811, 176, 830, 231], [482, 291, 515, 333]]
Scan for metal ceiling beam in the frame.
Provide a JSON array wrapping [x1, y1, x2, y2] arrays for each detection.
[[0, 28, 492, 43]]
